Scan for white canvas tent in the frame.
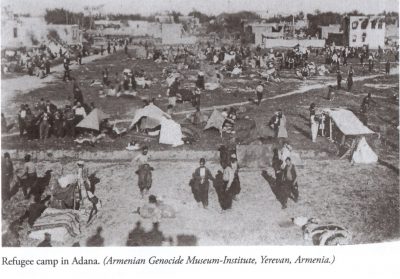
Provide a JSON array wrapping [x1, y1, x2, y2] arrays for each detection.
[[352, 137, 378, 164], [204, 109, 225, 133], [129, 104, 171, 130], [129, 104, 184, 146], [76, 109, 110, 131], [159, 117, 184, 146]]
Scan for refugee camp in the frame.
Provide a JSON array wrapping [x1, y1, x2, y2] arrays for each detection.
[[1, 0, 399, 247]]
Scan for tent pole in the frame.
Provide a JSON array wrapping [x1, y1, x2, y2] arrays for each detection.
[[329, 118, 332, 141]]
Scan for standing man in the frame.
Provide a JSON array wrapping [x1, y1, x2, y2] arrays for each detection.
[[269, 111, 280, 138], [38, 109, 50, 140], [190, 158, 214, 209], [192, 87, 201, 110], [167, 77, 179, 108], [63, 56, 71, 82], [368, 53, 374, 72], [282, 157, 299, 208], [18, 104, 27, 138], [336, 70, 342, 90], [21, 154, 37, 199], [76, 161, 91, 207], [124, 43, 128, 55], [77, 51, 82, 65], [255, 81, 264, 106], [107, 42, 111, 54], [347, 71, 354, 92], [361, 92, 376, 112], [385, 59, 390, 75], [64, 105, 75, 137], [132, 146, 153, 198], [2, 152, 14, 201], [44, 58, 51, 75]]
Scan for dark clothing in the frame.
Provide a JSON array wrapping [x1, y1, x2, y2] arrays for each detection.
[[268, 115, 280, 137], [86, 233, 104, 247], [22, 172, 37, 198], [385, 61, 390, 74], [126, 226, 145, 246], [347, 74, 353, 92], [21, 202, 47, 227], [256, 92, 263, 104], [272, 155, 283, 184], [196, 76, 205, 90], [73, 88, 84, 104], [2, 158, 14, 201], [135, 164, 153, 193], [282, 164, 299, 204], [37, 239, 52, 247], [337, 73, 342, 89], [169, 81, 179, 97], [190, 167, 214, 207]]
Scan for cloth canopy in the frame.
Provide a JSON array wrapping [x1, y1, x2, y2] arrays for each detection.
[[352, 137, 378, 164], [323, 108, 374, 136], [76, 109, 110, 131], [129, 104, 171, 130], [204, 109, 225, 132]]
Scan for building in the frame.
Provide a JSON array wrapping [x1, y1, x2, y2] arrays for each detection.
[[385, 20, 399, 46], [1, 15, 48, 48], [244, 22, 284, 46], [155, 15, 174, 23], [47, 24, 83, 45], [343, 16, 386, 48], [160, 23, 196, 45], [178, 15, 200, 33], [319, 24, 342, 39], [1, 7, 83, 49]]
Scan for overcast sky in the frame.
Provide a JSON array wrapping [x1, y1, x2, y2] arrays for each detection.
[[2, 0, 399, 16]]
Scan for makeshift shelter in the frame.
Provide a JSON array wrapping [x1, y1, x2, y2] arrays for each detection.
[[29, 208, 80, 242], [352, 137, 378, 164], [159, 117, 184, 146], [204, 109, 225, 133], [322, 108, 375, 144], [129, 104, 184, 146], [76, 109, 110, 131], [129, 104, 171, 130]]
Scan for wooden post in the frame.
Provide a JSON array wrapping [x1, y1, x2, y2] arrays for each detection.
[[341, 134, 346, 145], [329, 118, 333, 141]]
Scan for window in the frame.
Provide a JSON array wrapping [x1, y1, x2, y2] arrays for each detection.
[[361, 19, 369, 29], [378, 19, 383, 29], [13, 27, 18, 38], [352, 21, 358, 29], [362, 32, 367, 42], [352, 35, 357, 42], [371, 19, 377, 29]]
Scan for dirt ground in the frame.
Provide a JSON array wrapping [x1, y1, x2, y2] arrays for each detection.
[[1, 49, 399, 246], [2, 155, 398, 247]]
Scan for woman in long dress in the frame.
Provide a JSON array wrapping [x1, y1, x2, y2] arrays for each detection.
[[277, 111, 288, 139], [310, 114, 319, 143]]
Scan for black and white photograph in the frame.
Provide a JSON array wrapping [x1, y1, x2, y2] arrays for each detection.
[[0, 0, 399, 253]]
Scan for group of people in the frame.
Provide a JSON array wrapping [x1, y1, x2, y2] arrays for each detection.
[[189, 148, 241, 211], [16, 91, 96, 140], [271, 145, 299, 209]]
